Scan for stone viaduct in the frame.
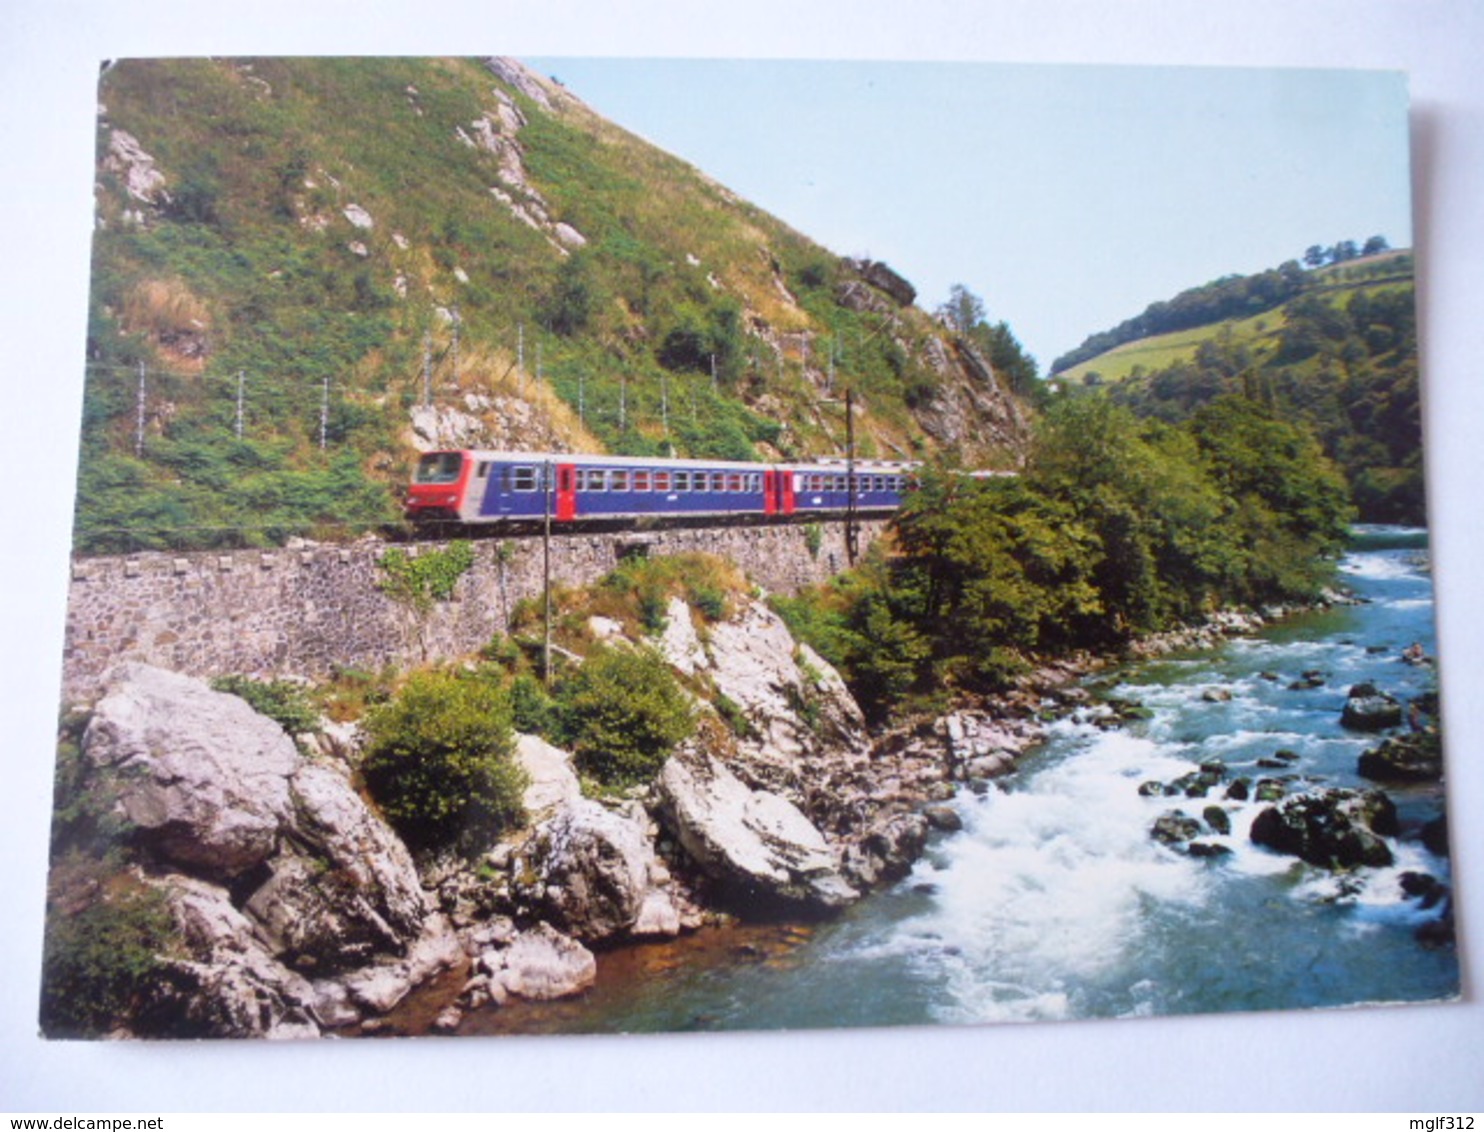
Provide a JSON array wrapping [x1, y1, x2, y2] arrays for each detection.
[[60, 519, 889, 703]]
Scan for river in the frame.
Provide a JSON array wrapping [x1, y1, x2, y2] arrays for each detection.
[[462, 526, 1458, 1035]]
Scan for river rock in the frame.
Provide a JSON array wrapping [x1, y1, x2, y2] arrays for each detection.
[[335, 914, 463, 1014], [842, 811, 929, 889], [1249, 788, 1399, 869], [1421, 813, 1450, 857], [655, 746, 858, 911], [922, 805, 963, 832], [478, 922, 596, 1001], [1202, 805, 1232, 836], [83, 663, 299, 878], [1357, 732, 1443, 782], [1151, 811, 1201, 846], [1341, 683, 1404, 732], [513, 797, 656, 941]]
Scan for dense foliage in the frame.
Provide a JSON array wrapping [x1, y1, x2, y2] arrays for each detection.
[[1051, 250, 1420, 524], [552, 645, 696, 787], [778, 393, 1354, 716], [359, 670, 527, 854]]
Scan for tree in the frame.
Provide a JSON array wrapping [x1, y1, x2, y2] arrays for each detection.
[[938, 284, 987, 335], [1304, 245, 1329, 269], [1362, 235, 1391, 257]]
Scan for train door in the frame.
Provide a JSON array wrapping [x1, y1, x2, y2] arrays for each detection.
[[554, 462, 577, 522], [778, 467, 796, 516], [763, 470, 777, 516]]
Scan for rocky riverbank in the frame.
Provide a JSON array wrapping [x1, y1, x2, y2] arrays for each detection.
[[43, 587, 1364, 1039]]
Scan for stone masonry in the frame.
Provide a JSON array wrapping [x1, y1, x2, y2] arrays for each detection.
[[61, 520, 887, 703]]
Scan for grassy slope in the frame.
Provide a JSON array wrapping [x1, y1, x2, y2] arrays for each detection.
[[82, 58, 1028, 552], [1060, 253, 1414, 387]]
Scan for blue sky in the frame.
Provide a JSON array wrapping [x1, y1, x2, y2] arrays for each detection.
[[527, 58, 1412, 370]]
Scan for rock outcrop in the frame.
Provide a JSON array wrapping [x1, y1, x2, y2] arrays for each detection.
[[78, 664, 459, 1037], [655, 745, 858, 912], [513, 798, 678, 942]]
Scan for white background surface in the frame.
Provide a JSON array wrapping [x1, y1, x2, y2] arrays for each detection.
[[1, 0, 1479, 1112]]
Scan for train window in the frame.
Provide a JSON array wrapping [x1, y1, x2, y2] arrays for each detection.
[[674, 471, 690, 492], [582, 468, 606, 492], [711, 472, 726, 492], [610, 470, 629, 492], [414, 452, 463, 484], [511, 466, 538, 492], [476, 461, 491, 478], [746, 473, 761, 492], [634, 471, 650, 492], [654, 471, 671, 492], [725, 473, 740, 492]]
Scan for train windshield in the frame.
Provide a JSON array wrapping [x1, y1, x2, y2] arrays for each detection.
[[414, 452, 464, 484]]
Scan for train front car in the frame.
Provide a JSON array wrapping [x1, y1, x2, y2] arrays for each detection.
[[405, 450, 475, 522]]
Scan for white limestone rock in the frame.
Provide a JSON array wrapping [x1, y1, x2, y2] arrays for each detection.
[[513, 798, 659, 941], [84, 664, 298, 878], [655, 746, 857, 911], [478, 922, 596, 1000], [515, 733, 583, 818]]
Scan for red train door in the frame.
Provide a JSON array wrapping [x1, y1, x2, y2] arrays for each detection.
[[763, 470, 777, 516], [554, 463, 577, 521], [778, 467, 796, 515]]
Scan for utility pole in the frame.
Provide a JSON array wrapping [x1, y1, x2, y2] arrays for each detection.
[[518, 322, 525, 393], [661, 372, 669, 438], [619, 375, 627, 433], [235, 370, 245, 439], [422, 333, 432, 406], [135, 361, 146, 456], [578, 372, 586, 426], [451, 304, 461, 384], [845, 386, 857, 564], [543, 458, 553, 688], [319, 374, 330, 451]]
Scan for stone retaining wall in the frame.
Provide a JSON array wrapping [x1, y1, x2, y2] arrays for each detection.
[[61, 519, 887, 702]]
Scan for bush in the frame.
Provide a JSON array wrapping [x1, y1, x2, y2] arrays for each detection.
[[210, 675, 320, 736], [554, 646, 695, 787], [40, 882, 174, 1038], [360, 671, 527, 854]]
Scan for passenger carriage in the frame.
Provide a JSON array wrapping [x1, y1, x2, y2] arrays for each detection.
[[405, 449, 918, 528]]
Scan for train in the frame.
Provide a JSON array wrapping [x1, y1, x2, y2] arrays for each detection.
[[403, 449, 919, 528]]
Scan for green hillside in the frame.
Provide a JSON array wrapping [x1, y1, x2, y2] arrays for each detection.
[[1053, 251, 1421, 524], [82, 57, 1032, 553]]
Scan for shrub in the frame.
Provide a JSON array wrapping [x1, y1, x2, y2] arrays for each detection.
[[210, 674, 320, 736], [554, 646, 695, 787], [40, 882, 174, 1038], [360, 670, 527, 854]]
